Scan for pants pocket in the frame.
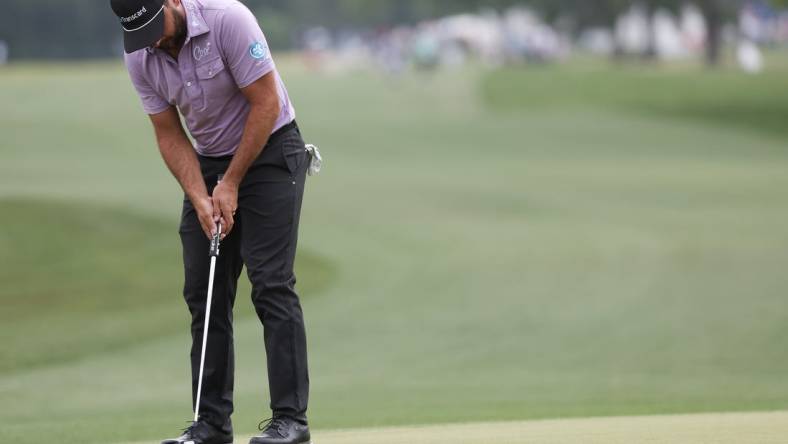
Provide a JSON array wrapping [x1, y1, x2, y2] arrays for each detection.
[[281, 134, 306, 175]]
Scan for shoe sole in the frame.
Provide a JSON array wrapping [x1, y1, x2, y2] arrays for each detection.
[[248, 441, 310, 444], [161, 442, 234, 444]]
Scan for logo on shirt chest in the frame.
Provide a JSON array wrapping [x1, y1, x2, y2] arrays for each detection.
[[193, 42, 212, 61]]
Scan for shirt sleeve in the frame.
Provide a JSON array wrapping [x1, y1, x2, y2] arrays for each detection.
[[124, 53, 171, 115], [217, 3, 275, 89]]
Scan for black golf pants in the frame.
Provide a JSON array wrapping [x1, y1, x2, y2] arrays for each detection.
[[179, 122, 310, 434]]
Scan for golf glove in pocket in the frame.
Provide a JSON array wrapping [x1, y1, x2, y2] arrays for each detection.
[[305, 144, 323, 176]]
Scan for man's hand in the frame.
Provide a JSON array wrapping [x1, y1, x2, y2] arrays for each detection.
[[194, 195, 219, 240], [212, 181, 238, 238]]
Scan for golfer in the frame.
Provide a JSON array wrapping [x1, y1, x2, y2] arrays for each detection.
[[109, 1, 312, 443]]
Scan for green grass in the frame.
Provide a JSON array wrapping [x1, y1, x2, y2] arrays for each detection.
[[483, 62, 788, 138], [0, 198, 333, 373], [1, 58, 788, 443]]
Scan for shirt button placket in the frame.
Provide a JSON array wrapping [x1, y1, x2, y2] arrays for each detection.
[[181, 53, 199, 100]]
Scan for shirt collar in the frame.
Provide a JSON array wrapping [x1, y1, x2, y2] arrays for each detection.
[[183, 0, 210, 41]]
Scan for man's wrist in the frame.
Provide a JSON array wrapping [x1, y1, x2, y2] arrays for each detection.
[[220, 173, 242, 188], [186, 189, 211, 205]]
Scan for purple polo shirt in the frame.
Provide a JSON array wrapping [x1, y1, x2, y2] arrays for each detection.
[[124, 0, 296, 157]]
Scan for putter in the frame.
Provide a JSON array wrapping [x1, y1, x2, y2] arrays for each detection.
[[193, 220, 222, 423]]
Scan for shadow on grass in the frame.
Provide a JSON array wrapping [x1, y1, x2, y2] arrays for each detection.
[[0, 197, 337, 374]]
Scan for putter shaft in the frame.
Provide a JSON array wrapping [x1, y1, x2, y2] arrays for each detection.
[[194, 223, 222, 422]]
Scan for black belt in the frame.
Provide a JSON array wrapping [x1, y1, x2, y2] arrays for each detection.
[[268, 120, 298, 143], [201, 120, 298, 162]]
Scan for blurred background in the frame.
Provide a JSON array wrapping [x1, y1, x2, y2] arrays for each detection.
[[2, 0, 788, 68], [1, 1, 788, 443]]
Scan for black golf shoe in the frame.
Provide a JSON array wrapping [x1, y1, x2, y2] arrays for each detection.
[[249, 416, 311, 444], [161, 420, 233, 444]]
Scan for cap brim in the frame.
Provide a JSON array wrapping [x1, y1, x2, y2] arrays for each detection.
[[122, 11, 165, 54]]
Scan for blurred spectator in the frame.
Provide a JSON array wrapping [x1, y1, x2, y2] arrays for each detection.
[[302, 27, 332, 72], [291, 1, 787, 75], [738, 39, 765, 72], [578, 28, 616, 55], [412, 25, 441, 70]]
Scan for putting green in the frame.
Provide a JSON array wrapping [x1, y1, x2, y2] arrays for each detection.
[[121, 411, 788, 444]]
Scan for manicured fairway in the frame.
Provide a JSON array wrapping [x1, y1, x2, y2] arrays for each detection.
[[1, 57, 787, 444]]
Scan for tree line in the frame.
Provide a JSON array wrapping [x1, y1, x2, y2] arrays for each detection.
[[0, 0, 783, 60]]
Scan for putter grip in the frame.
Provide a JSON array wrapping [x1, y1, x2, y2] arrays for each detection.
[[209, 174, 224, 257], [210, 224, 222, 257]]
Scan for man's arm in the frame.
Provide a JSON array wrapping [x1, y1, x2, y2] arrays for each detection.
[[211, 72, 281, 237], [149, 106, 218, 239]]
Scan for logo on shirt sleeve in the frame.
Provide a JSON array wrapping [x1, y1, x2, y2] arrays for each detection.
[[249, 41, 269, 60]]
